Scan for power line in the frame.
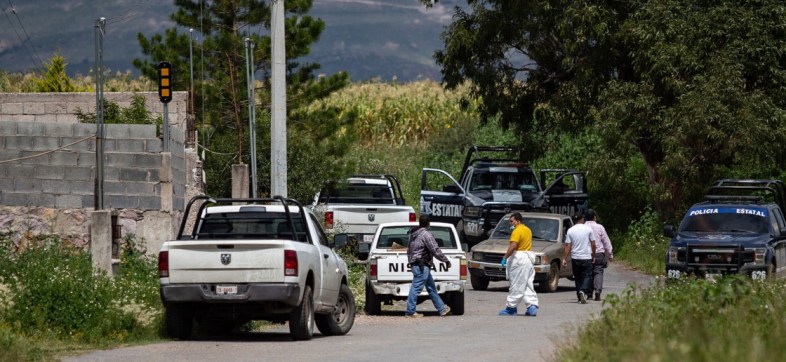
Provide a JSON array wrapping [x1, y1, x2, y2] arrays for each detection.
[[0, 1, 44, 71]]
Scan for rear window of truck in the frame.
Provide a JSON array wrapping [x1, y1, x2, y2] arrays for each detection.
[[375, 226, 457, 249], [196, 212, 308, 241], [318, 184, 394, 204]]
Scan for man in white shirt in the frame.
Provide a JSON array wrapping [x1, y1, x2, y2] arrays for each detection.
[[562, 213, 596, 304], [585, 209, 613, 301]]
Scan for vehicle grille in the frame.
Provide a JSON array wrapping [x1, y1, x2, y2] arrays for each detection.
[[688, 247, 742, 266], [482, 253, 504, 264], [485, 267, 506, 278]]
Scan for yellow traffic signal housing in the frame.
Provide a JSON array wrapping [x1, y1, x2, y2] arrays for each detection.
[[158, 62, 173, 103]]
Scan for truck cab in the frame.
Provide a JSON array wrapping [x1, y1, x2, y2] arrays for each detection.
[[420, 146, 588, 247], [664, 179, 786, 280]]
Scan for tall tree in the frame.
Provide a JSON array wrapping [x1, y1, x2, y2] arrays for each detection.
[[134, 0, 353, 199], [427, 0, 786, 218]]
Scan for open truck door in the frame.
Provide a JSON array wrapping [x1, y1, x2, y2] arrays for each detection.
[[540, 169, 589, 217], [420, 168, 465, 225]]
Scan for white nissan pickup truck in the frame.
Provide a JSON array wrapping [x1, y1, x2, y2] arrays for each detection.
[[359, 222, 467, 315], [158, 195, 355, 341], [312, 175, 416, 259]]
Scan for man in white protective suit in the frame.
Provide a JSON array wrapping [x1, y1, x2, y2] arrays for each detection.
[[498, 212, 539, 316]]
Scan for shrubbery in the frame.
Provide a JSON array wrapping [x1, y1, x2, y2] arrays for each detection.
[[0, 234, 162, 359]]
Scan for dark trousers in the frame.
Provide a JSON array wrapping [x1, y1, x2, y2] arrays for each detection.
[[592, 252, 607, 294], [572, 259, 593, 300]]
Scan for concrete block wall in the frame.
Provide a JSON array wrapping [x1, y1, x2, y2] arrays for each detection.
[[0, 92, 188, 129], [0, 121, 186, 211]]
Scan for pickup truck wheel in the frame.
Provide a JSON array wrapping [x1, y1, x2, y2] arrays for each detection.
[[165, 304, 193, 340], [316, 284, 356, 336], [289, 285, 315, 340], [538, 261, 560, 293], [447, 291, 465, 315], [365, 282, 382, 315], [470, 274, 489, 291]]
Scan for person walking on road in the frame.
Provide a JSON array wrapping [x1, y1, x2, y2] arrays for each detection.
[[405, 214, 452, 317], [584, 209, 613, 301], [562, 213, 596, 304], [499, 212, 539, 316]]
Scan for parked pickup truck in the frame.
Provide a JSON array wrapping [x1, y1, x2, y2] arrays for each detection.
[[158, 195, 355, 341], [357, 222, 467, 315], [313, 174, 416, 258], [664, 179, 786, 281]]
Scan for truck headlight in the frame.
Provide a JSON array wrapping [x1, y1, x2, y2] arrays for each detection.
[[534, 254, 547, 265], [472, 252, 483, 261], [753, 248, 767, 265], [668, 246, 685, 263], [464, 206, 482, 218]]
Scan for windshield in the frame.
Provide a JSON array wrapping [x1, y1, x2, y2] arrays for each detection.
[[491, 216, 560, 242], [318, 183, 393, 204], [679, 207, 770, 234], [469, 171, 538, 192], [375, 225, 457, 249]]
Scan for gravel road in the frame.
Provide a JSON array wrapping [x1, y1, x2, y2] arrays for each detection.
[[64, 262, 654, 362]]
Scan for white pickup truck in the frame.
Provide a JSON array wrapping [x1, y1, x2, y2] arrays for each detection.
[[312, 174, 416, 258], [158, 195, 355, 341], [361, 222, 467, 315]]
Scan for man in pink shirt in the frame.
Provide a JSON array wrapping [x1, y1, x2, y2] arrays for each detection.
[[584, 209, 613, 301]]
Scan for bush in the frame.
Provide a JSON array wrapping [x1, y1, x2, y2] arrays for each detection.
[[614, 207, 670, 275], [557, 277, 786, 361], [0, 235, 161, 345]]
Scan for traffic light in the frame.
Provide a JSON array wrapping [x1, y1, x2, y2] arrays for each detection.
[[158, 62, 172, 103]]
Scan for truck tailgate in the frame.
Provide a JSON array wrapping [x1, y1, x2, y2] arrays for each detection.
[[332, 206, 413, 234], [166, 239, 285, 284], [375, 251, 463, 282]]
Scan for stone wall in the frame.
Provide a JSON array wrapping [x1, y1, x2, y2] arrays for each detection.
[[0, 91, 200, 255]]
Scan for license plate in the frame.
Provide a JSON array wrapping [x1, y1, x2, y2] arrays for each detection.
[[363, 234, 374, 243], [216, 285, 237, 295]]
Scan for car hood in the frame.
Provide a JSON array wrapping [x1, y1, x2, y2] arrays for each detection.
[[672, 232, 770, 247], [471, 238, 557, 253]]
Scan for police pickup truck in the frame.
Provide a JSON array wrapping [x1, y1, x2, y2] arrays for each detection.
[[159, 195, 355, 341], [360, 222, 467, 315], [420, 145, 588, 247], [664, 179, 786, 280]]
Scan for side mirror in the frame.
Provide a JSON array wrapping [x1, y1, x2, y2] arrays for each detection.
[[334, 234, 348, 249], [663, 224, 676, 238], [358, 242, 370, 261], [461, 243, 469, 252], [780, 227, 786, 237]]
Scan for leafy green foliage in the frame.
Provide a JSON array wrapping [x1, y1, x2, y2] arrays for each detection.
[[430, 0, 786, 220], [614, 207, 671, 275], [0, 235, 161, 347], [75, 94, 162, 130], [32, 54, 89, 93], [557, 277, 786, 361]]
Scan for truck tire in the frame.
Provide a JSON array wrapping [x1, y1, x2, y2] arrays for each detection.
[[364, 282, 382, 315], [316, 284, 356, 336], [471, 274, 489, 291], [538, 261, 560, 293], [165, 304, 193, 340], [447, 291, 465, 315], [289, 285, 315, 340]]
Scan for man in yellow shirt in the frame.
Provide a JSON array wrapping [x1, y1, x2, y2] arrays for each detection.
[[499, 212, 539, 316]]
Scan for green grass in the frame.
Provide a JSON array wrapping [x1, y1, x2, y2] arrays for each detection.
[[556, 277, 786, 361]]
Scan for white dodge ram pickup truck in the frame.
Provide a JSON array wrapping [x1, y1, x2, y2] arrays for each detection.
[[313, 174, 416, 258], [158, 195, 355, 341], [360, 222, 467, 315]]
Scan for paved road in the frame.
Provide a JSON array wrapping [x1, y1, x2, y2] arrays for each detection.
[[65, 263, 654, 362]]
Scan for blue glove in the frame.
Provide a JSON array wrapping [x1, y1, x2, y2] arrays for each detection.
[[501, 258, 507, 267]]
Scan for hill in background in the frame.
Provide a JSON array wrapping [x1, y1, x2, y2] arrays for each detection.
[[0, 0, 460, 82]]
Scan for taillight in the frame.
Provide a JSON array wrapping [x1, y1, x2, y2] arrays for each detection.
[[459, 259, 467, 280], [409, 212, 416, 222], [158, 250, 169, 278], [284, 250, 298, 276], [325, 211, 334, 229], [370, 259, 377, 280]]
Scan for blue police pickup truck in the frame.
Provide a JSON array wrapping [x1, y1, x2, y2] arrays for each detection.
[[664, 179, 786, 280]]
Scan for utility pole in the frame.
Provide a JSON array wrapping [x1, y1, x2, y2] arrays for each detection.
[[188, 28, 195, 148], [245, 38, 258, 198], [271, 0, 287, 197], [94, 17, 106, 210]]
